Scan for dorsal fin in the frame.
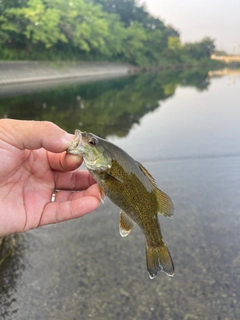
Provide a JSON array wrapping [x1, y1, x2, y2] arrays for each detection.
[[136, 160, 174, 218], [135, 161, 157, 187], [119, 210, 136, 237]]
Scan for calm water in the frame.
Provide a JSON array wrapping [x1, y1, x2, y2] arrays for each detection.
[[0, 70, 240, 320]]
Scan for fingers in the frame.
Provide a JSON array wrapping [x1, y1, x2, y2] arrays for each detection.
[[0, 119, 74, 153], [39, 185, 100, 226], [53, 170, 97, 190], [48, 152, 83, 172], [0, 118, 84, 173]]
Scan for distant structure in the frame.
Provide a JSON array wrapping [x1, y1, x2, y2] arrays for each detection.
[[211, 54, 240, 63], [208, 69, 240, 77]]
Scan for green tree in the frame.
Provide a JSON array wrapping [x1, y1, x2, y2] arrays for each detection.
[[0, 0, 28, 14], [2, 0, 68, 48], [99, 14, 126, 56], [90, 0, 180, 64], [1, 0, 111, 52], [0, 0, 28, 45], [90, 0, 141, 27], [140, 28, 164, 64], [168, 37, 181, 51], [184, 37, 215, 60], [161, 36, 183, 62], [0, 0, 217, 66], [121, 22, 148, 65]]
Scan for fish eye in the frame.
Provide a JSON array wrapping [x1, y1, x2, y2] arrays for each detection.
[[89, 138, 97, 146]]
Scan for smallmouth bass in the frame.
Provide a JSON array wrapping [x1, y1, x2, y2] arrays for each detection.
[[67, 130, 174, 278]]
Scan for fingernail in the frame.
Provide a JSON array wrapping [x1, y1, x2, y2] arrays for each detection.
[[64, 133, 74, 142], [62, 133, 74, 148]]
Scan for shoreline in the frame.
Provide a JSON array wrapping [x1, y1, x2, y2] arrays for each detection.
[[0, 60, 231, 98], [0, 61, 137, 98], [0, 61, 134, 86]]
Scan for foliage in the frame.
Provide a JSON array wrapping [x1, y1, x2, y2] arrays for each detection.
[[168, 37, 182, 51], [184, 37, 216, 60], [0, 0, 216, 66], [1, 0, 112, 51]]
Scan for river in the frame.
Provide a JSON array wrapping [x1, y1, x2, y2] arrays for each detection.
[[0, 69, 240, 320]]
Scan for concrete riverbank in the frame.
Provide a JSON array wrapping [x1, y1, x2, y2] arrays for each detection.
[[0, 61, 135, 98], [0, 61, 133, 85]]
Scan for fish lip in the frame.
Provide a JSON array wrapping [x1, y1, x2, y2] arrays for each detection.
[[67, 129, 84, 156]]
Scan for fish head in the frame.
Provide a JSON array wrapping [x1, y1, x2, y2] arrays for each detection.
[[67, 130, 112, 171]]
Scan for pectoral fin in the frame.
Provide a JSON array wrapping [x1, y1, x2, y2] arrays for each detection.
[[156, 188, 174, 218], [119, 210, 135, 237], [98, 185, 106, 204]]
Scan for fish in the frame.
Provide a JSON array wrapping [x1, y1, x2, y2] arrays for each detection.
[[67, 130, 174, 278]]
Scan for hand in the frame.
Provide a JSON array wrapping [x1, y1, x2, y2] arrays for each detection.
[[0, 119, 100, 237]]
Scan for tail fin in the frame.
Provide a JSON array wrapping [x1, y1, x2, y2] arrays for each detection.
[[146, 242, 174, 279]]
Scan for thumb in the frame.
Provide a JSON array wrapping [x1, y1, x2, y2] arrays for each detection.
[[0, 119, 74, 153]]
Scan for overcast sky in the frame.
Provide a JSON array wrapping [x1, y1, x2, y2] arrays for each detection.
[[143, 0, 240, 54]]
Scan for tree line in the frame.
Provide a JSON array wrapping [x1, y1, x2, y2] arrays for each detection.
[[0, 0, 216, 66]]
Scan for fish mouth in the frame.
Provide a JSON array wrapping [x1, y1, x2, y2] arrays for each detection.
[[67, 129, 84, 156]]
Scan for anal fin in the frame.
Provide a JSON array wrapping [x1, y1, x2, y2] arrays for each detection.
[[119, 210, 135, 237]]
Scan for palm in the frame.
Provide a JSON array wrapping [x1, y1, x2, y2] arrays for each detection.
[[0, 145, 53, 232], [0, 139, 99, 237]]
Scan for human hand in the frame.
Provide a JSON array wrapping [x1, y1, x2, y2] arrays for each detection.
[[0, 119, 100, 237]]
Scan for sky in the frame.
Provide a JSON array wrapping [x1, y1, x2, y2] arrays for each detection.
[[143, 0, 240, 54]]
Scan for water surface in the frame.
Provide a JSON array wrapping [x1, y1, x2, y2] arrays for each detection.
[[0, 69, 239, 320]]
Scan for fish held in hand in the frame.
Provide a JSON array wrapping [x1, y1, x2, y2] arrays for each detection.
[[67, 130, 175, 278]]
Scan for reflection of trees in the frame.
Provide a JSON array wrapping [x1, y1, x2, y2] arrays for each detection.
[[178, 69, 211, 91], [0, 69, 210, 138], [0, 235, 26, 320]]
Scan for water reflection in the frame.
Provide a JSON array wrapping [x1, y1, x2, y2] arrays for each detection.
[[1, 69, 240, 319], [0, 69, 210, 137]]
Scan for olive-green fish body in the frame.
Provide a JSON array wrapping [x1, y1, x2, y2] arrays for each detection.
[[67, 130, 174, 278], [94, 159, 159, 240]]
